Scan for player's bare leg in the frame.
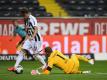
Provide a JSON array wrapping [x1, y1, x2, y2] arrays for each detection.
[[8, 51, 24, 71], [33, 53, 46, 70]]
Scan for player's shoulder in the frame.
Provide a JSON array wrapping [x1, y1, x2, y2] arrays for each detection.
[[49, 50, 57, 58], [29, 15, 37, 20], [53, 50, 59, 53], [52, 50, 61, 56], [29, 15, 37, 25], [54, 50, 61, 53]]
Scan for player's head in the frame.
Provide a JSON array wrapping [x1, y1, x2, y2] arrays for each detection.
[[21, 8, 30, 19], [13, 20, 18, 27], [44, 47, 53, 57]]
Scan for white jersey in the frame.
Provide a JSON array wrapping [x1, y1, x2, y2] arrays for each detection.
[[22, 15, 42, 53], [24, 15, 41, 41]]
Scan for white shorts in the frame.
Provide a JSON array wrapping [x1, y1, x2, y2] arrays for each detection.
[[22, 39, 42, 55]]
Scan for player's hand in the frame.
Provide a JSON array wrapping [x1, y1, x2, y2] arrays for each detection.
[[31, 70, 41, 75]]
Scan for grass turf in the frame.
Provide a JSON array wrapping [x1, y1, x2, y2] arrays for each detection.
[[0, 60, 107, 80]]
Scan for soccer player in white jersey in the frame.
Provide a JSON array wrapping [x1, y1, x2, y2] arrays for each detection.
[[8, 8, 46, 71]]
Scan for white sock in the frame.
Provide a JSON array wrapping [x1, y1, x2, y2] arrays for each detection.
[[14, 51, 23, 68], [36, 55, 46, 66]]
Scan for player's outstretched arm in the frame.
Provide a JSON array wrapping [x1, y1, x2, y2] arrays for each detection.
[[31, 66, 51, 75]]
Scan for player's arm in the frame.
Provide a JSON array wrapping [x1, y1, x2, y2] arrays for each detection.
[[22, 21, 30, 42], [32, 26, 38, 39], [32, 52, 55, 75], [43, 66, 51, 74], [31, 59, 53, 75], [31, 66, 51, 75], [31, 17, 38, 39], [43, 58, 54, 74]]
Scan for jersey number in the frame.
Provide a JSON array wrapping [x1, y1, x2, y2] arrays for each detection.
[[57, 54, 65, 60]]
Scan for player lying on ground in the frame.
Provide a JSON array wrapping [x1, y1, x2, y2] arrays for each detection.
[[8, 8, 46, 72], [31, 47, 94, 75]]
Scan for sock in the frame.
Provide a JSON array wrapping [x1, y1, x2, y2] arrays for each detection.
[[76, 55, 89, 62], [14, 51, 23, 68], [36, 55, 46, 66]]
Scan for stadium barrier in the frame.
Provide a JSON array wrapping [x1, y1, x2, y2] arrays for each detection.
[[0, 17, 107, 36], [0, 54, 94, 61], [0, 36, 107, 60], [0, 17, 107, 60]]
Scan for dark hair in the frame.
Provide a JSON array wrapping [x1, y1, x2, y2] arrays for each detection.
[[45, 47, 53, 54], [12, 19, 18, 23], [21, 7, 29, 14]]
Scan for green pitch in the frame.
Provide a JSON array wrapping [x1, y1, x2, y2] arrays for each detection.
[[0, 60, 107, 80]]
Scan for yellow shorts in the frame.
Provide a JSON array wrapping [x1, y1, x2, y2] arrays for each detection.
[[17, 44, 22, 51], [64, 54, 80, 74]]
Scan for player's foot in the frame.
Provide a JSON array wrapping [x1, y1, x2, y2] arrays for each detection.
[[8, 67, 15, 71], [82, 70, 91, 74], [88, 59, 94, 65]]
